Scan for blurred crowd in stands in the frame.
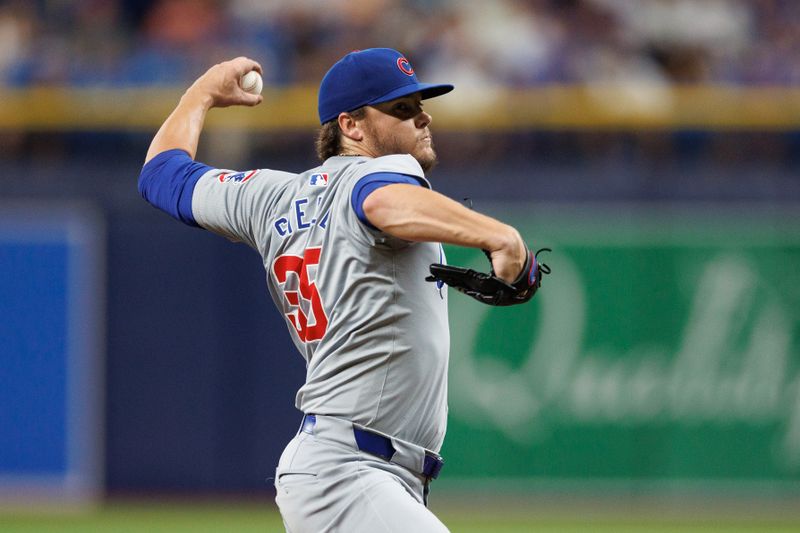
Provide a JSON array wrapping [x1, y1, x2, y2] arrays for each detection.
[[0, 0, 798, 88]]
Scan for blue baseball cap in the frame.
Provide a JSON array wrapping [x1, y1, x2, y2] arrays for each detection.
[[318, 48, 454, 124]]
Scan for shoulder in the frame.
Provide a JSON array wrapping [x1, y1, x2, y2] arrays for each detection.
[[362, 154, 424, 178], [315, 155, 430, 191], [342, 155, 429, 189]]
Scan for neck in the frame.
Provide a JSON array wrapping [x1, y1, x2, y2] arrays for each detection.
[[338, 138, 378, 159]]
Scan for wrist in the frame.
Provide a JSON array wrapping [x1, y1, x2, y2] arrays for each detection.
[[180, 87, 214, 112], [487, 225, 521, 255]]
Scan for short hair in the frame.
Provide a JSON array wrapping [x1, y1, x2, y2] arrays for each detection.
[[315, 107, 366, 161]]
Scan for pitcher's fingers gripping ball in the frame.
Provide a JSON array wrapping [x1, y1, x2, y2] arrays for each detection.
[[427, 247, 551, 306], [240, 70, 263, 95]]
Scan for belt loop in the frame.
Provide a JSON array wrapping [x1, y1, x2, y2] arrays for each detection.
[[353, 426, 396, 461], [422, 453, 444, 480], [300, 413, 316, 435]]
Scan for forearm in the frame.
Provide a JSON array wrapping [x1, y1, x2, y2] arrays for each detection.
[[144, 57, 263, 164], [364, 184, 521, 253], [145, 90, 212, 163]]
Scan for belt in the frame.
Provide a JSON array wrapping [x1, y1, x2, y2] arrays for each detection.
[[300, 414, 444, 481]]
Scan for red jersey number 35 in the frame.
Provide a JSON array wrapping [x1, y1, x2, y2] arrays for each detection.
[[272, 247, 328, 343]]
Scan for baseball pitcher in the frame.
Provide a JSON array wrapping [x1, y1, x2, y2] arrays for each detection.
[[139, 48, 547, 532]]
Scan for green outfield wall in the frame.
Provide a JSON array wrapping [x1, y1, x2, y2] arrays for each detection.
[[441, 205, 800, 490]]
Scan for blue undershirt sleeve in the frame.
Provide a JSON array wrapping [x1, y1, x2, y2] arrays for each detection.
[[350, 172, 424, 230], [138, 149, 213, 227]]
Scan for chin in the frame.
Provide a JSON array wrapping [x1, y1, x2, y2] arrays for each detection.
[[415, 148, 438, 173]]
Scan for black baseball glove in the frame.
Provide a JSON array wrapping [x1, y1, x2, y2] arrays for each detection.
[[426, 247, 551, 306]]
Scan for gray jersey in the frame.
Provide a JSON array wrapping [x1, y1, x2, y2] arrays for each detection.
[[191, 155, 449, 451]]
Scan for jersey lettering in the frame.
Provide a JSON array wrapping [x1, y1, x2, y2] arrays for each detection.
[[274, 217, 292, 236], [272, 247, 328, 343], [294, 198, 311, 229], [272, 196, 328, 238]]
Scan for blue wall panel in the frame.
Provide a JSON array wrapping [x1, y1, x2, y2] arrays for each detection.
[[0, 205, 104, 502], [0, 243, 69, 474]]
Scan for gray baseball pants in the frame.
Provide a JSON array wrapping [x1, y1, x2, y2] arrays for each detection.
[[274, 414, 450, 532]]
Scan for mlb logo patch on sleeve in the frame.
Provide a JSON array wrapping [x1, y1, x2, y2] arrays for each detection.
[[309, 173, 329, 187]]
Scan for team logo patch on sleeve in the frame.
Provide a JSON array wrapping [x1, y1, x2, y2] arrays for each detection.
[[309, 173, 329, 187], [219, 171, 256, 183]]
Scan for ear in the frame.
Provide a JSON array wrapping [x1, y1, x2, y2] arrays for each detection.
[[338, 112, 364, 141]]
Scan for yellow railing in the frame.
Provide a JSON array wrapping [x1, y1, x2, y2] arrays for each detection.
[[1, 85, 799, 131]]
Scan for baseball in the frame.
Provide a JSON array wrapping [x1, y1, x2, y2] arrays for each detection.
[[240, 70, 263, 95]]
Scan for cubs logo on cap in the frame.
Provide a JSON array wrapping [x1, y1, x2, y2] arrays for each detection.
[[318, 48, 454, 124], [396, 57, 414, 76]]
